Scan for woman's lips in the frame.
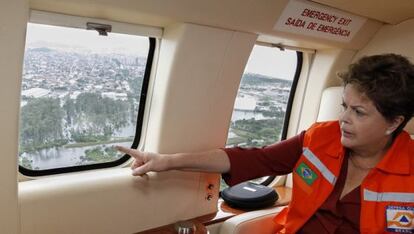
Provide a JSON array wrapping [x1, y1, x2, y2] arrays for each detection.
[[341, 129, 353, 138]]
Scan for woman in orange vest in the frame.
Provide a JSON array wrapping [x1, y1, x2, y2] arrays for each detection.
[[117, 54, 414, 233]]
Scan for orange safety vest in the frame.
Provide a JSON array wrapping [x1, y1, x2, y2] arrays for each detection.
[[273, 121, 414, 233]]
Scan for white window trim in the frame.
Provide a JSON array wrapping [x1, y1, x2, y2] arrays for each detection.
[[29, 10, 163, 38]]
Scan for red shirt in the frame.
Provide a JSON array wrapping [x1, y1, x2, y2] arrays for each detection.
[[222, 132, 360, 233]]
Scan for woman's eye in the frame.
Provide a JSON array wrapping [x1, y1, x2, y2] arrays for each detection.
[[355, 109, 364, 116]]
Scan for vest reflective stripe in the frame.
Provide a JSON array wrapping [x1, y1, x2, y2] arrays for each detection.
[[363, 189, 414, 203], [302, 147, 337, 185]]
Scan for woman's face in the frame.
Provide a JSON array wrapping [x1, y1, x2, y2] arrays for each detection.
[[339, 84, 395, 152]]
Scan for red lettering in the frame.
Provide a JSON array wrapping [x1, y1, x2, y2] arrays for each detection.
[[300, 8, 339, 23], [316, 24, 350, 37], [285, 17, 306, 28], [307, 22, 318, 30], [338, 17, 352, 26], [301, 8, 310, 17]]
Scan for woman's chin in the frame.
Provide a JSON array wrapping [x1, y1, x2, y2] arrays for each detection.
[[340, 137, 354, 148]]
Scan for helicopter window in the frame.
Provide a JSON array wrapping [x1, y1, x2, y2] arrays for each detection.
[[18, 12, 159, 176], [221, 44, 301, 190]]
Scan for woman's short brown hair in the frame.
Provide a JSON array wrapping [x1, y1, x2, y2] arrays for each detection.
[[338, 53, 414, 136]]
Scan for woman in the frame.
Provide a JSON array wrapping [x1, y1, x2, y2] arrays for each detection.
[[117, 54, 414, 233]]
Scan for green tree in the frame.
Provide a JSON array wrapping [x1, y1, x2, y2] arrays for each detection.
[[69, 92, 129, 143], [229, 118, 283, 148], [81, 146, 120, 163], [63, 96, 76, 125], [20, 156, 33, 169], [20, 97, 66, 152]]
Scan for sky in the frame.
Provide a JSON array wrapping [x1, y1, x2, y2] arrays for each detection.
[[26, 23, 149, 56], [244, 45, 298, 80], [26, 23, 298, 80]]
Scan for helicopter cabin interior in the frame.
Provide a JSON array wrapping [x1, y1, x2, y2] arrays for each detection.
[[1, 0, 414, 233]]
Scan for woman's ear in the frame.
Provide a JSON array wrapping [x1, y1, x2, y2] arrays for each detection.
[[386, 116, 405, 135]]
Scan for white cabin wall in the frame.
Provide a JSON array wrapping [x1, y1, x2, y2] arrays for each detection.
[[145, 23, 257, 153], [19, 168, 219, 234], [0, 0, 28, 233], [353, 18, 414, 61]]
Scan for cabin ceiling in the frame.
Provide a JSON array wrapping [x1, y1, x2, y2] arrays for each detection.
[[311, 0, 414, 25], [28, 0, 386, 50]]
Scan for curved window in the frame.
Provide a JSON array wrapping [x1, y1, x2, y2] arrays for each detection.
[[221, 44, 302, 190], [18, 15, 158, 176]]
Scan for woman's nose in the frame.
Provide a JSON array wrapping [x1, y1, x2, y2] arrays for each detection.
[[339, 108, 351, 124]]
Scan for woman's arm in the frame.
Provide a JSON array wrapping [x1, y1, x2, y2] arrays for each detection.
[[222, 131, 305, 186], [116, 146, 230, 176], [116, 131, 304, 177]]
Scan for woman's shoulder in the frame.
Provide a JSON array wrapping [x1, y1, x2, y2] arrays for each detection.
[[303, 121, 342, 150]]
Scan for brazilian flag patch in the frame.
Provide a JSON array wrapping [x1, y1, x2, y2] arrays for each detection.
[[296, 162, 318, 185]]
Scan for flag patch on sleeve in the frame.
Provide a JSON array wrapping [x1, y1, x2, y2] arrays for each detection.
[[295, 162, 318, 186]]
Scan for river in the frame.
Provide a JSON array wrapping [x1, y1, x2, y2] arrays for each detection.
[[231, 109, 268, 121], [21, 141, 133, 170], [21, 110, 267, 170], [21, 123, 136, 170]]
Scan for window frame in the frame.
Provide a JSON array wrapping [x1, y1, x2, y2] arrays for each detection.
[[19, 11, 160, 176], [223, 48, 303, 187], [260, 51, 303, 186]]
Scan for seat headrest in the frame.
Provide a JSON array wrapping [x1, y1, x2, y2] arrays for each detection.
[[317, 87, 343, 122]]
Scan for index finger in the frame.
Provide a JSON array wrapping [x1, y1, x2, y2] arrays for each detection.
[[115, 145, 141, 159]]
